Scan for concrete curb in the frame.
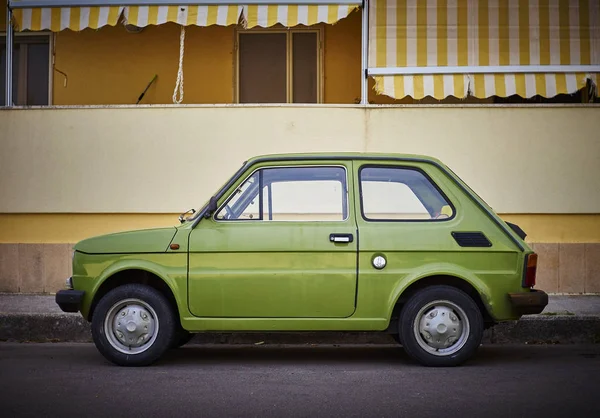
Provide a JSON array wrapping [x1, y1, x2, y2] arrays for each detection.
[[1, 313, 599, 345]]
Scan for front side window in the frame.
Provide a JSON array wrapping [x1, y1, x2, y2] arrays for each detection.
[[360, 166, 454, 221], [215, 166, 347, 222]]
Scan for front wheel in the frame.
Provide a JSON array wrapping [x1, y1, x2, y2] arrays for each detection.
[[171, 329, 194, 349], [399, 285, 484, 367], [91, 284, 176, 366]]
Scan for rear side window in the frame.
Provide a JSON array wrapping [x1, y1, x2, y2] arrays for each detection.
[[359, 166, 454, 221]]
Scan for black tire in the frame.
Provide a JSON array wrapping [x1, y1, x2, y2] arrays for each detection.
[[91, 284, 176, 367], [399, 285, 483, 367], [170, 329, 194, 349]]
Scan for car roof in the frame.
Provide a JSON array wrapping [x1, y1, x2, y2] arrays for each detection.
[[245, 152, 445, 165]]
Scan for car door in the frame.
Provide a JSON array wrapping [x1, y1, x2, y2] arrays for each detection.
[[354, 162, 462, 294], [187, 161, 358, 318]]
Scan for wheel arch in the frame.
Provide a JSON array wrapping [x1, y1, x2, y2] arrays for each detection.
[[87, 267, 182, 323], [386, 274, 496, 334]]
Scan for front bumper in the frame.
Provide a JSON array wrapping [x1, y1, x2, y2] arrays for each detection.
[[56, 289, 85, 313], [508, 289, 549, 315]]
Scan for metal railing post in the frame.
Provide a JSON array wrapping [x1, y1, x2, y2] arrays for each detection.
[[360, 0, 368, 104], [5, 4, 14, 106]]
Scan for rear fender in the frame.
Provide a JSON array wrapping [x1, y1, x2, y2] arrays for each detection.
[[386, 263, 494, 321]]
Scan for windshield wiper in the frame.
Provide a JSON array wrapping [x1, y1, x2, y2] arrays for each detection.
[[178, 208, 196, 223]]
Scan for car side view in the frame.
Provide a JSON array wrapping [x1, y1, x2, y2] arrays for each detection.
[[56, 153, 548, 367]]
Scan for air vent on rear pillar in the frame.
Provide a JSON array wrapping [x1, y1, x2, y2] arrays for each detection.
[[451, 232, 492, 247]]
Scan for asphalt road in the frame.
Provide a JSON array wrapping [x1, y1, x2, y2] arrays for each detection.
[[1, 343, 599, 418]]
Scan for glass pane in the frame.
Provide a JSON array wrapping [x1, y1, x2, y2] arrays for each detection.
[[0, 43, 20, 106], [292, 32, 318, 103], [262, 167, 346, 221], [27, 43, 49, 105], [239, 33, 287, 103], [360, 167, 454, 221], [215, 172, 261, 220]]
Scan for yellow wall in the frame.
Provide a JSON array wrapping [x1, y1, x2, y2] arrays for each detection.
[[53, 23, 236, 105], [1, 213, 599, 244], [323, 11, 361, 104]]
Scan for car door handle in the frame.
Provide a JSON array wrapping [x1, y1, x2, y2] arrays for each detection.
[[329, 233, 354, 243]]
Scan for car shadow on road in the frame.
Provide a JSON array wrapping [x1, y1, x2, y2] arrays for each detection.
[[154, 343, 600, 369], [160, 344, 414, 367]]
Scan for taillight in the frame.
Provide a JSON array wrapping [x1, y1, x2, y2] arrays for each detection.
[[523, 253, 538, 288]]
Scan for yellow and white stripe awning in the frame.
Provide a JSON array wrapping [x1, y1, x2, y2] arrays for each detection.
[[12, 6, 124, 31], [369, 0, 600, 100], [243, 3, 360, 28], [124, 4, 243, 27], [11, 3, 357, 31]]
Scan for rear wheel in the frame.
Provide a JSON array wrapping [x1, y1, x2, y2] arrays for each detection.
[[91, 284, 176, 366], [399, 285, 483, 367]]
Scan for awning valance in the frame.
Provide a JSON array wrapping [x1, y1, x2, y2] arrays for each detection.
[[10, 2, 360, 31], [123, 4, 243, 27], [12, 6, 124, 31], [369, 0, 600, 100], [242, 3, 359, 28]]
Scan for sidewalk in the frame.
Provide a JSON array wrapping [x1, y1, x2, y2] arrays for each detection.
[[1, 293, 599, 344]]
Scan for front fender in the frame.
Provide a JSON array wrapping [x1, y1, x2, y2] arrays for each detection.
[[77, 255, 188, 321], [385, 263, 494, 321]]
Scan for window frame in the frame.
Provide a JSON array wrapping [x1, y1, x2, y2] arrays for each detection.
[[0, 31, 53, 106], [357, 164, 457, 223], [234, 25, 324, 104], [214, 164, 350, 223]]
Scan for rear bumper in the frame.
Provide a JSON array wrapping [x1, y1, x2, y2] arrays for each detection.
[[55, 289, 85, 313], [508, 289, 549, 316]]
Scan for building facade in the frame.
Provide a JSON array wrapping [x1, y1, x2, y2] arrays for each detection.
[[1, 0, 599, 295]]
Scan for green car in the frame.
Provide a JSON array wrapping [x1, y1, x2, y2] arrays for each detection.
[[56, 153, 548, 367]]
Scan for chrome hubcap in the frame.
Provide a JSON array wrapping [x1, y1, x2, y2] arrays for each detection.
[[413, 300, 470, 356], [104, 298, 158, 355]]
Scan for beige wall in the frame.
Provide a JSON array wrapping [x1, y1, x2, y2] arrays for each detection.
[[1, 105, 599, 214]]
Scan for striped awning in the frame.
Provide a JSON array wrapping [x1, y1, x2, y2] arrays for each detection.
[[10, 2, 359, 31], [369, 0, 600, 100], [12, 6, 124, 31], [242, 3, 360, 28], [124, 4, 243, 27]]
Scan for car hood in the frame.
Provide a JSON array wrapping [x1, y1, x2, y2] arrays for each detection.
[[74, 227, 178, 254]]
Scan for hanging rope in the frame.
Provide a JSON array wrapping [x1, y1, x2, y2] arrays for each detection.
[[172, 25, 185, 104]]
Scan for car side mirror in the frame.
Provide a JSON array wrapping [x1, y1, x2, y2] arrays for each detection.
[[205, 196, 218, 218]]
